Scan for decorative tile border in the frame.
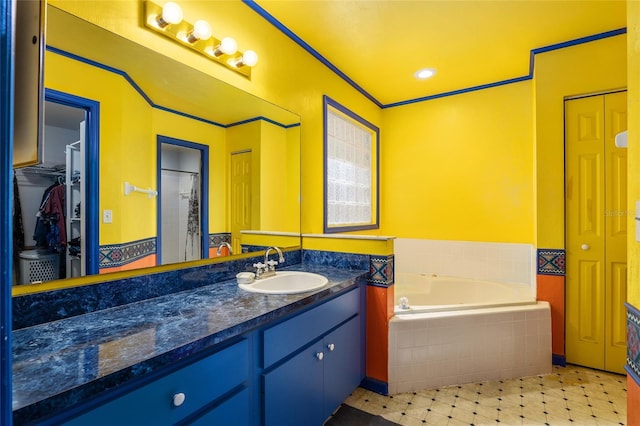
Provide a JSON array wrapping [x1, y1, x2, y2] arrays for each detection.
[[302, 249, 370, 271], [99, 237, 156, 268], [369, 255, 394, 287], [208, 233, 231, 248], [627, 302, 640, 385], [537, 249, 565, 276], [301, 249, 394, 287]]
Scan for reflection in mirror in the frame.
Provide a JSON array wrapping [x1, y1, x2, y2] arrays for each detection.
[[158, 137, 208, 265], [11, 5, 300, 290]]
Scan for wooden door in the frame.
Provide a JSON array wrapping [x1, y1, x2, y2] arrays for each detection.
[[565, 91, 627, 374], [231, 151, 252, 254]]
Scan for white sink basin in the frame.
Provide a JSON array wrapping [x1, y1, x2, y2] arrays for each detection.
[[238, 271, 328, 294]]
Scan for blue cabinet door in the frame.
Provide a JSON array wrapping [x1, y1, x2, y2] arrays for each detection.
[[322, 315, 362, 420], [263, 340, 324, 426]]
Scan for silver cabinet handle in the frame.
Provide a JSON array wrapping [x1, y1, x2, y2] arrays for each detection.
[[327, 343, 335, 352], [581, 244, 590, 251], [316, 352, 324, 361]]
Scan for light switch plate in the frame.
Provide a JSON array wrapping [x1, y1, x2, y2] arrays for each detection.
[[103, 209, 113, 224]]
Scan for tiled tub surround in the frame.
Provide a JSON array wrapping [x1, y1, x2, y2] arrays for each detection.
[[12, 263, 366, 423], [389, 239, 548, 395], [394, 238, 536, 288], [388, 302, 552, 395]]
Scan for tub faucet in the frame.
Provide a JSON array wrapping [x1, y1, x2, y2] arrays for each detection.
[[216, 242, 233, 256]]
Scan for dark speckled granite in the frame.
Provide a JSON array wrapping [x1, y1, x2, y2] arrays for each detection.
[[13, 250, 302, 330], [12, 263, 366, 424], [302, 249, 369, 270]]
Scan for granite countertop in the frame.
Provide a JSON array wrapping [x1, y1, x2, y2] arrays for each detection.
[[12, 264, 366, 418]]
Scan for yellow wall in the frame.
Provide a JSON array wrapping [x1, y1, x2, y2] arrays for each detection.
[[380, 81, 534, 243], [152, 109, 227, 233], [227, 121, 262, 230], [45, 51, 153, 245], [48, 0, 384, 253], [535, 35, 626, 249], [47, 1, 626, 259], [627, 1, 640, 308], [46, 50, 231, 245]]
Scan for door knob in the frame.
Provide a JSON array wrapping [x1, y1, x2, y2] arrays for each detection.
[[581, 244, 590, 251]]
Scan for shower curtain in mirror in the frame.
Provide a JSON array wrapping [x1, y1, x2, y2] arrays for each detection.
[[185, 173, 200, 261]]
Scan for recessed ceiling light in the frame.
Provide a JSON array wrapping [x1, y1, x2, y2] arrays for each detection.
[[415, 68, 436, 80]]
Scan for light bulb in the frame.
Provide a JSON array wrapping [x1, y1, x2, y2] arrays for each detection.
[[239, 50, 258, 67], [187, 20, 212, 42], [218, 37, 238, 55], [157, 2, 183, 27]]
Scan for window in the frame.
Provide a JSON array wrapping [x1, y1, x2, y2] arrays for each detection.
[[324, 96, 379, 233]]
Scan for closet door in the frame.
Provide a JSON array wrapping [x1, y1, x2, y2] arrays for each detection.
[[565, 91, 627, 374]]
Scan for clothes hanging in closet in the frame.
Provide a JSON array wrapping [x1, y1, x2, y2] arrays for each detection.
[[13, 171, 24, 266], [34, 183, 66, 252]]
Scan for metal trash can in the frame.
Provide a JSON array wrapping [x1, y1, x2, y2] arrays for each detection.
[[18, 249, 60, 284]]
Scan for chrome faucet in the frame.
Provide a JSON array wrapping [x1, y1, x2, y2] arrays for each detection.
[[254, 246, 285, 279], [265, 246, 285, 265], [216, 242, 233, 256]]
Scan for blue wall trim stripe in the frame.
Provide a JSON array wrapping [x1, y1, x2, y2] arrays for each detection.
[[626, 365, 640, 388], [227, 115, 301, 129], [244, 1, 627, 109], [46, 45, 295, 129], [383, 75, 532, 109], [241, 0, 383, 108], [1, 0, 14, 422]]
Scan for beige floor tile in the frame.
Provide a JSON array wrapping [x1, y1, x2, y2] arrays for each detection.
[[421, 411, 452, 426], [470, 413, 499, 426], [342, 364, 626, 426]]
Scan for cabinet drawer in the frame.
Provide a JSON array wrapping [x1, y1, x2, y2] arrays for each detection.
[[189, 387, 250, 426], [263, 287, 360, 368], [63, 339, 248, 426]]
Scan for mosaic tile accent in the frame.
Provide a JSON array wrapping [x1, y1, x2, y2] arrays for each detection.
[[369, 255, 394, 287], [99, 237, 156, 268], [302, 249, 370, 271], [627, 302, 640, 384], [208, 232, 231, 248], [537, 248, 565, 275]]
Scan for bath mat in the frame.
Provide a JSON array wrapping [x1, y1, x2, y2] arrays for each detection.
[[325, 404, 400, 426]]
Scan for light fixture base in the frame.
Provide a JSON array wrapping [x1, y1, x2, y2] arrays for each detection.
[[144, 1, 253, 78]]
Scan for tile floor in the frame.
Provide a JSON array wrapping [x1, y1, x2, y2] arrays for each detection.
[[343, 364, 627, 425]]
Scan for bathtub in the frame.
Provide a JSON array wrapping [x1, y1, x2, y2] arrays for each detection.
[[394, 272, 536, 314], [388, 273, 551, 395]]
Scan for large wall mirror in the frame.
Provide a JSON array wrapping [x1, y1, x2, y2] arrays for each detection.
[[11, 5, 301, 290]]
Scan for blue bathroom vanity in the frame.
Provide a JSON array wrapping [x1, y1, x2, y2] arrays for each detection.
[[12, 264, 367, 425]]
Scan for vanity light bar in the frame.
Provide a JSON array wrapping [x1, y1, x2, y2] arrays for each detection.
[[144, 1, 258, 78]]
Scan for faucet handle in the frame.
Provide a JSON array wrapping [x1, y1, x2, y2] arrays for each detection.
[[253, 262, 266, 270], [266, 260, 278, 267]]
